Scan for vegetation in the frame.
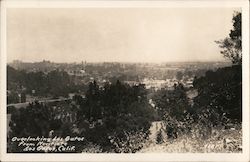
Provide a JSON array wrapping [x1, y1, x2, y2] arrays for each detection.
[[193, 65, 241, 121], [75, 80, 155, 152], [152, 83, 190, 120], [8, 80, 155, 153], [215, 12, 242, 65], [7, 66, 87, 103]]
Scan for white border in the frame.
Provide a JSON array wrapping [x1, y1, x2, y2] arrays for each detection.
[[0, 0, 248, 8], [0, 0, 249, 162]]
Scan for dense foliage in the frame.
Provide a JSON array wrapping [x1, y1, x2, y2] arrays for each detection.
[[7, 66, 87, 103], [76, 80, 155, 152], [151, 65, 241, 139], [8, 81, 155, 153], [152, 83, 190, 120], [193, 65, 242, 121], [8, 101, 83, 153]]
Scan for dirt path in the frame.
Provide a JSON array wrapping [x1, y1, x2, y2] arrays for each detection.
[[148, 121, 165, 143], [139, 121, 169, 152], [140, 121, 187, 153]]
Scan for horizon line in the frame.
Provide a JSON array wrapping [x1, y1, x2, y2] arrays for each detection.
[[7, 59, 230, 64]]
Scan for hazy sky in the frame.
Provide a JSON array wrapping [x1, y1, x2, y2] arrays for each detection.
[[7, 8, 238, 63]]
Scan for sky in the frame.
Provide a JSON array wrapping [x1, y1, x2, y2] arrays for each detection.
[[7, 8, 238, 63]]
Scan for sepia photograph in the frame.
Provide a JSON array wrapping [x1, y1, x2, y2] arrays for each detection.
[[0, 0, 249, 161]]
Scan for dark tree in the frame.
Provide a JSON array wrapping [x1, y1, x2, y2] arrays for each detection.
[[153, 83, 190, 120], [76, 80, 154, 152], [8, 101, 84, 153], [215, 12, 242, 65], [193, 65, 242, 121], [85, 80, 101, 120]]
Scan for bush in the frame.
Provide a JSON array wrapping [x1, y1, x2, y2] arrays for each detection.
[[193, 65, 242, 121]]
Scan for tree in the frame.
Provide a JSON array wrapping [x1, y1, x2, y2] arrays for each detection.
[[153, 83, 190, 120], [47, 70, 71, 97], [193, 65, 242, 121], [8, 101, 85, 153], [77, 80, 154, 152], [8, 102, 62, 152], [215, 12, 242, 65], [85, 80, 101, 120], [176, 71, 183, 81]]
